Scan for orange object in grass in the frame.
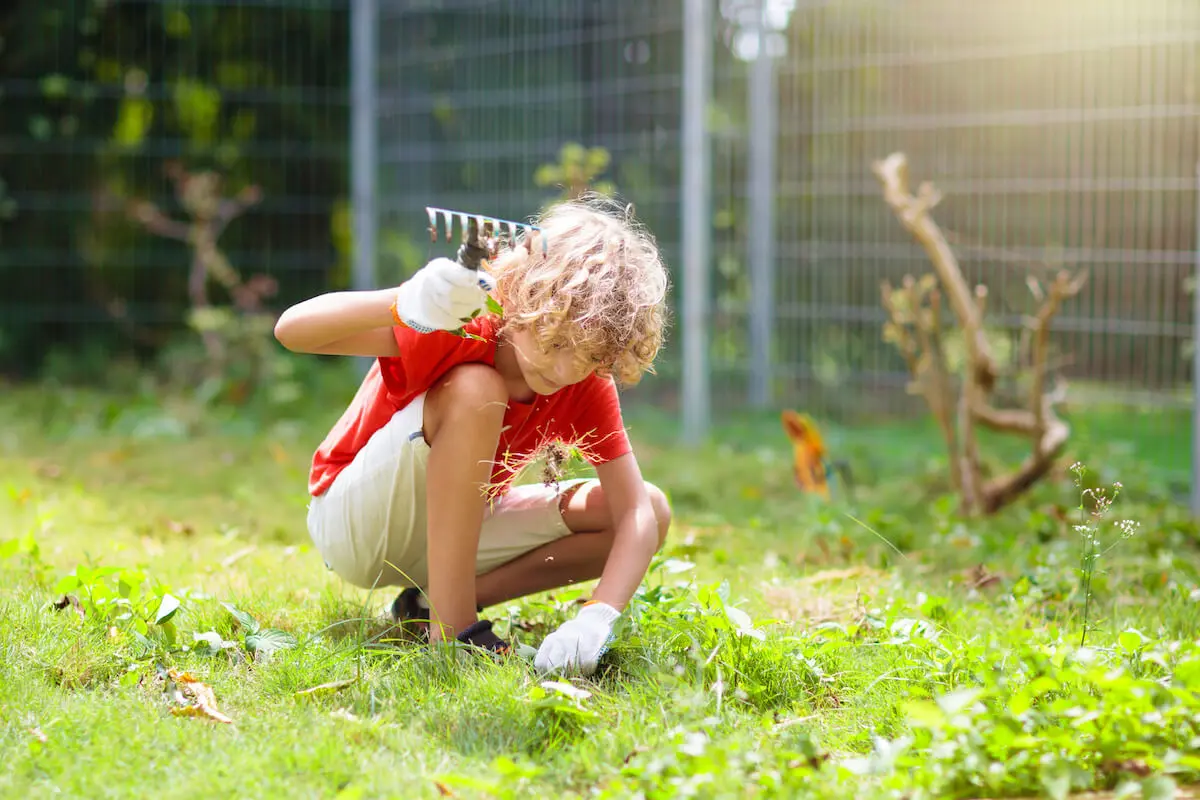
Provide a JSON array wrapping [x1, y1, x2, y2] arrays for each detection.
[[781, 410, 831, 500]]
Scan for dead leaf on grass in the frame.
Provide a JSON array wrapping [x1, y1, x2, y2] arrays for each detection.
[[294, 678, 358, 698], [165, 668, 234, 724], [34, 462, 63, 480], [51, 595, 85, 620], [28, 727, 48, 744], [623, 746, 649, 765], [434, 781, 456, 797], [809, 537, 833, 566], [965, 564, 1003, 591]]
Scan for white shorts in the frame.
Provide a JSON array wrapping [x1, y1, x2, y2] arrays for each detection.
[[306, 392, 592, 590]]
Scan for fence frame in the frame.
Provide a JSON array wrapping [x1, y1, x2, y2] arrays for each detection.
[[346, 0, 1198, 506], [681, 0, 714, 446]]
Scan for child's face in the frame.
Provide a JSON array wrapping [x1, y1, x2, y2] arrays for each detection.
[[507, 326, 598, 396]]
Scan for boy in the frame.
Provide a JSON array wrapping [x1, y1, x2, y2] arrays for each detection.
[[274, 195, 672, 675]]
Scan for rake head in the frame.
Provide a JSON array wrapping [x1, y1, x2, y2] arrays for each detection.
[[425, 206, 544, 269]]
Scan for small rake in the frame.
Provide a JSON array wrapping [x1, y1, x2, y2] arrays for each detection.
[[422, 206, 545, 336], [424, 206, 545, 273]]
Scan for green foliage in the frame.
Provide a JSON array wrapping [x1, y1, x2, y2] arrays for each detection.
[[166, 306, 300, 409], [533, 142, 616, 206], [1, 2, 349, 376], [620, 567, 827, 714], [0, 525, 52, 586], [850, 633, 1200, 799], [220, 602, 298, 663], [51, 562, 183, 652], [525, 680, 600, 747]]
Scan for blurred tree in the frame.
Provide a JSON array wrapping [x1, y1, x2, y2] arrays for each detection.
[[0, 0, 348, 377], [534, 142, 616, 205]]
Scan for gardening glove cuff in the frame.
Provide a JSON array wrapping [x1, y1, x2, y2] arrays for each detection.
[[533, 602, 620, 676]]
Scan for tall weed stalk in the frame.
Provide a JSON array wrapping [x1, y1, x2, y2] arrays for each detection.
[[1070, 462, 1140, 647]]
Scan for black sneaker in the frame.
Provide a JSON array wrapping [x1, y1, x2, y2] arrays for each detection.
[[388, 587, 431, 641], [455, 619, 511, 655], [388, 588, 486, 643]]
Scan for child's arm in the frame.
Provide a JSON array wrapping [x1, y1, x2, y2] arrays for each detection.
[[274, 257, 497, 357], [274, 289, 402, 357], [534, 451, 660, 675], [586, 452, 661, 609]]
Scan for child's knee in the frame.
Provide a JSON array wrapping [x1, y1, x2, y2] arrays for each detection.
[[646, 482, 672, 549], [424, 363, 507, 440]]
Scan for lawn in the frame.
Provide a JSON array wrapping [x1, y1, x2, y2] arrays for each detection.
[[1, 383, 1198, 799]]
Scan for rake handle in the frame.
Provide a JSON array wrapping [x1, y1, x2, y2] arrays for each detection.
[[455, 217, 489, 272]]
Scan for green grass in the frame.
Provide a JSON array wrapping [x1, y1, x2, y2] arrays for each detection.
[[1, 384, 1198, 799]]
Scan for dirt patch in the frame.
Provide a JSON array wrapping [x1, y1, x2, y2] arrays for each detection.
[[762, 566, 887, 625]]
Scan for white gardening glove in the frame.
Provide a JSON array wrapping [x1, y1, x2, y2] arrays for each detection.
[[393, 257, 497, 334], [534, 602, 621, 675]]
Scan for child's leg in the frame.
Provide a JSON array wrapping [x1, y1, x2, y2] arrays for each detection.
[[306, 397, 432, 592], [473, 480, 672, 609], [420, 362, 509, 642]]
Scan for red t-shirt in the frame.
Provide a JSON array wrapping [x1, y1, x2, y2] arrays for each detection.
[[307, 316, 632, 497]]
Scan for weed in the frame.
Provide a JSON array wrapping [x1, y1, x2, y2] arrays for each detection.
[[1070, 462, 1141, 647], [52, 562, 184, 654], [219, 602, 298, 663]]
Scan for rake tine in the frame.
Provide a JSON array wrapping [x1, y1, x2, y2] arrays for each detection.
[[424, 206, 545, 253]]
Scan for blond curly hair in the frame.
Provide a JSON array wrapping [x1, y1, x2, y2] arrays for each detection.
[[487, 193, 670, 386]]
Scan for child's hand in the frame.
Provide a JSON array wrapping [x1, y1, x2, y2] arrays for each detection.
[[393, 257, 497, 334], [534, 602, 621, 675]]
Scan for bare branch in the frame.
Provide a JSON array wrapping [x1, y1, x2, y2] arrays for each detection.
[[872, 152, 998, 391], [128, 201, 190, 240], [213, 185, 262, 236], [880, 276, 961, 489], [1026, 275, 1045, 303], [957, 380, 981, 514], [981, 398, 1070, 513], [1029, 270, 1087, 434], [874, 152, 1087, 517]]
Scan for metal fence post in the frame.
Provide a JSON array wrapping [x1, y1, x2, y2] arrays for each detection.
[[1193, 161, 1200, 516], [681, 0, 713, 446], [351, 0, 379, 374], [351, 0, 378, 295], [747, 0, 776, 408]]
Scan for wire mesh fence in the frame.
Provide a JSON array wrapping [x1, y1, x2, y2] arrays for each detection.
[[0, 0, 350, 378], [375, 0, 691, 408], [767, 0, 1199, 422], [372, 0, 1198, 428], [1, 0, 1196, 446]]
